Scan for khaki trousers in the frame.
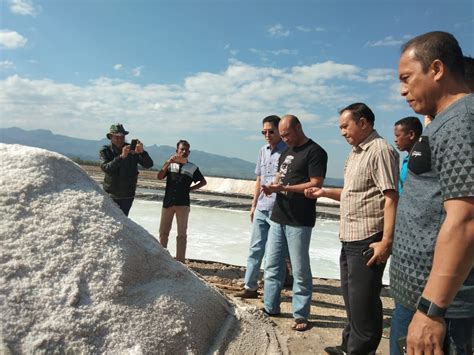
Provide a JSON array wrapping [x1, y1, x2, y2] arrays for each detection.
[[159, 205, 190, 262]]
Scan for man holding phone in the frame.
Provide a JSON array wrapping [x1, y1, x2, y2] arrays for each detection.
[[305, 103, 399, 354], [100, 123, 154, 216], [157, 140, 207, 263]]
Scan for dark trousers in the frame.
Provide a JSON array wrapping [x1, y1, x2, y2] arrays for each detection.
[[340, 232, 385, 355], [113, 197, 134, 216]]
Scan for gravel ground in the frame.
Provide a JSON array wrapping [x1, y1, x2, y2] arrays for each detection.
[[187, 259, 394, 355]]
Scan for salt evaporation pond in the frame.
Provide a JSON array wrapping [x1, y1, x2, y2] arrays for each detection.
[[129, 199, 390, 284]]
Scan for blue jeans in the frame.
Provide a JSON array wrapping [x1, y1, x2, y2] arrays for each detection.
[[390, 302, 473, 355], [263, 221, 313, 320], [244, 209, 272, 291]]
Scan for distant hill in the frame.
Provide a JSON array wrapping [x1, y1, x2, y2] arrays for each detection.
[[0, 127, 257, 179], [0, 127, 344, 186]]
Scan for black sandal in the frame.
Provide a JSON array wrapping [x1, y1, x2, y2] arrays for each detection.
[[291, 318, 310, 332]]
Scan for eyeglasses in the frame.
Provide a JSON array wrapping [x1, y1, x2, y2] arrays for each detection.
[[261, 130, 275, 135]]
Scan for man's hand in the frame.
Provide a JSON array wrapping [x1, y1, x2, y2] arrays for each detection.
[[250, 205, 256, 223], [304, 187, 325, 199], [407, 311, 445, 355], [135, 141, 144, 154], [262, 183, 284, 196], [166, 154, 182, 164], [120, 145, 131, 159], [367, 239, 392, 266]]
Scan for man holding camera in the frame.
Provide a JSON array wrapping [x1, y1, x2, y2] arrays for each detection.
[[99, 123, 154, 216], [157, 140, 207, 263]]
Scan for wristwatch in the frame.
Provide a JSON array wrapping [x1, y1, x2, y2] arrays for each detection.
[[416, 296, 447, 317]]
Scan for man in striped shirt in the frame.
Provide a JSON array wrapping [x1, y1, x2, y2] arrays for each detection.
[[305, 103, 399, 354]]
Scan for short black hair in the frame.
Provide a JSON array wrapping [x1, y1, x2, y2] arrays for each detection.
[[401, 31, 464, 79], [262, 115, 281, 128], [176, 139, 190, 149], [464, 56, 474, 92], [339, 102, 375, 126], [395, 116, 423, 138]]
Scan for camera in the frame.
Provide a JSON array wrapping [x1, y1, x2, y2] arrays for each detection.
[[129, 139, 139, 151]]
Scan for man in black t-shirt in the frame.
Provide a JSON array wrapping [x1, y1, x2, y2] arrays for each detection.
[[157, 140, 207, 263], [262, 115, 327, 331]]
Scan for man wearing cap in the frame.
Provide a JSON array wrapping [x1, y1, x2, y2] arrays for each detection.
[[99, 124, 154, 216]]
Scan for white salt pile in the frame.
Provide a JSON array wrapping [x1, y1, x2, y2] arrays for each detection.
[[0, 144, 282, 354]]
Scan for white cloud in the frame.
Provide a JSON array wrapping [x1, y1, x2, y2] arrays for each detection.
[[0, 30, 28, 49], [270, 49, 297, 56], [0, 61, 398, 140], [244, 134, 263, 141], [320, 115, 341, 127], [113, 64, 123, 70], [365, 35, 413, 47], [249, 48, 298, 62], [223, 44, 239, 57], [366, 68, 397, 83], [9, 0, 40, 16], [296, 26, 325, 33], [267, 24, 290, 38], [377, 82, 406, 112], [326, 139, 345, 145], [290, 61, 362, 84], [0, 61, 15, 70], [131, 66, 143, 77]]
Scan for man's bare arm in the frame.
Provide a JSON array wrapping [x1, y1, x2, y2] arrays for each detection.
[[250, 176, 262, 223], [304, 187, 342, 201], [190, 178, 207, 191], [263, 176, 324, 195]]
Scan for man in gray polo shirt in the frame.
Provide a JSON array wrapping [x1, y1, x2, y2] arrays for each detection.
[[390, 31, 473, 354], [235, 115, 287, 298]]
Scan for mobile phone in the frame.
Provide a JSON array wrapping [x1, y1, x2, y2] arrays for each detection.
[[397, 336, 407, 354], [130, 139, 138, 151], [362, 247, 374, 261]]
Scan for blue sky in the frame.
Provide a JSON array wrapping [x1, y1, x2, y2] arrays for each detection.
[[1, 0, 473, 178]]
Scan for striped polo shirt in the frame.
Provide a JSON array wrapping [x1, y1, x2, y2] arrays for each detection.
[[340, 130, 399, 242]]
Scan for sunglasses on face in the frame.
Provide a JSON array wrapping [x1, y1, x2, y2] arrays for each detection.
[[261, 130, 275, 135]]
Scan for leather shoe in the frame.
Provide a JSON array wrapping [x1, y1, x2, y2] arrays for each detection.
[[234, 289, 258, 298], [324, 345, 347, 355]]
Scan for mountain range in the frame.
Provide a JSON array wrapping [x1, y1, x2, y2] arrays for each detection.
[[0, 127, 344, 186]]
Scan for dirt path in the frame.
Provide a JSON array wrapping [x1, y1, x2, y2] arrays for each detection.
[[187, 260, 393, 355]]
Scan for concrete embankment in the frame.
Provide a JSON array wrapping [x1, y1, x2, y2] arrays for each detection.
[[82, 165, 341, 220]]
